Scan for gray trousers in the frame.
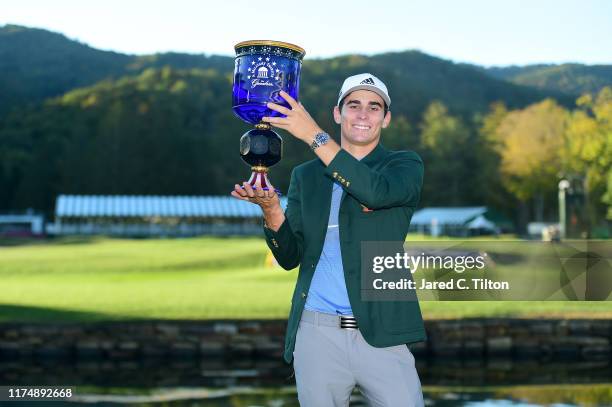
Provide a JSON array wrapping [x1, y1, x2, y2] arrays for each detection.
[[293, 309, 425, 407]]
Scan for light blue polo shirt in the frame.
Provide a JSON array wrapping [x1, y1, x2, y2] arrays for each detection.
[[304, 181, 353, 316]]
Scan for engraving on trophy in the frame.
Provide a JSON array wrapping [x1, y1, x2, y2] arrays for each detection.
[[247, 57, 281, 88]]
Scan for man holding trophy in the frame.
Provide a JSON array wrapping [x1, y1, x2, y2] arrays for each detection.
[[231, 41, 425, 407]]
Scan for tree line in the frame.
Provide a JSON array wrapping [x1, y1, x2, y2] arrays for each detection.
[[0, 66, 609, 236]]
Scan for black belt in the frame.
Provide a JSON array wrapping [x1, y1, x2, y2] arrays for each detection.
[[340, 315, 358, 329]]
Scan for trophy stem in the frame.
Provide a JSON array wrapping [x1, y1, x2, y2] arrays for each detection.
[[245, 165, 281, 195], [239, 127, 283, 196]]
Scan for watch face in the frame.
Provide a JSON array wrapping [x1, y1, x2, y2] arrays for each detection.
[[316, 133, 329, 144]]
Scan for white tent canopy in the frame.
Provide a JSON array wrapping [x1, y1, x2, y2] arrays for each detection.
[[467, 215, 496, 230], [55, 195, 288, 218]]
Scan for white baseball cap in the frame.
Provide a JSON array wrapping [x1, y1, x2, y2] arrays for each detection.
[[337, 73, 391, 108]]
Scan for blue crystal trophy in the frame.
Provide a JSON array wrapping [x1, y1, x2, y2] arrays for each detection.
[[233, 40, 306, 193]]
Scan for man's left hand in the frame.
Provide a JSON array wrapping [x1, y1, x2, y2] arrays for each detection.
[[262, 90, 323, 144]]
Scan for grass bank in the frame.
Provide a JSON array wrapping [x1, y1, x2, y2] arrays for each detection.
[[0, 236, 610, 322]]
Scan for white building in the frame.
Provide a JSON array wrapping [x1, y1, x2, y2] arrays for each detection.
[[409, 206, 502, 237], [0, 213, 45, 236]]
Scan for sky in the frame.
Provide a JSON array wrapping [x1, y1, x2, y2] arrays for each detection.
[[2, 0, 611, 67]]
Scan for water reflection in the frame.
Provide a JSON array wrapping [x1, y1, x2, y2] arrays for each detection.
[[1, 357, 610, 406]]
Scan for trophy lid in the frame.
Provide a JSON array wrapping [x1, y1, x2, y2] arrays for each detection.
[[234, 40, 306, 59]]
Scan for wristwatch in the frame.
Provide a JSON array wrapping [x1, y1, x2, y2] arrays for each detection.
[[310, 132, 330, 150]]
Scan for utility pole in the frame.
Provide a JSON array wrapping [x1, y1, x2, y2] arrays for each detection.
[[558, 180, 570, 239]]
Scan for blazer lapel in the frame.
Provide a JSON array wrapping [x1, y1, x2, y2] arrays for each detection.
[[318, 167, 334, 232], [305, 162, 333, 250]]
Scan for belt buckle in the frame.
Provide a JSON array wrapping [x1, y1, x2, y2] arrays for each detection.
[[339, 315, 358, 330]]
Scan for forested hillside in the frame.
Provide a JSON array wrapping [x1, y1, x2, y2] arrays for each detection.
[[1, 25, 610, 235]]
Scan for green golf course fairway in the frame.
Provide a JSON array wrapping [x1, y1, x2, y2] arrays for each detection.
[[0, 236, 610, 322]]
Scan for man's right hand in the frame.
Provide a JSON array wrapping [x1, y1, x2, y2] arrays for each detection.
[[230, 182, 285, 231]]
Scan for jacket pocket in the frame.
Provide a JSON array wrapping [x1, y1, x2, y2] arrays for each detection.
[[355, 208, 388, 219]]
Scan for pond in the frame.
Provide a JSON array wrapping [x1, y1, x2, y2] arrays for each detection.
[[1, 357, 611, 406]]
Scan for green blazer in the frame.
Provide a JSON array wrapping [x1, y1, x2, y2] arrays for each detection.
[[264, 143, 427, 363]]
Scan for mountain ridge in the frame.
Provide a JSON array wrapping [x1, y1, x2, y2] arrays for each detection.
[[2, 24, 600, 119]]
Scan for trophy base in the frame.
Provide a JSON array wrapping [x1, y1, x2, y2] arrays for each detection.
[[241, 165, 282, 195]]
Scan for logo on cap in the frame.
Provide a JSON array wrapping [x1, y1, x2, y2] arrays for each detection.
[[360, 77, 376, 85]]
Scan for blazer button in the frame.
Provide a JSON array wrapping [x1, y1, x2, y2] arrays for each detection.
[[301, 292, 307, 298]]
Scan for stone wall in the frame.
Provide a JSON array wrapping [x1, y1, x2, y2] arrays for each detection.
[[0, 319, 610, 361]]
